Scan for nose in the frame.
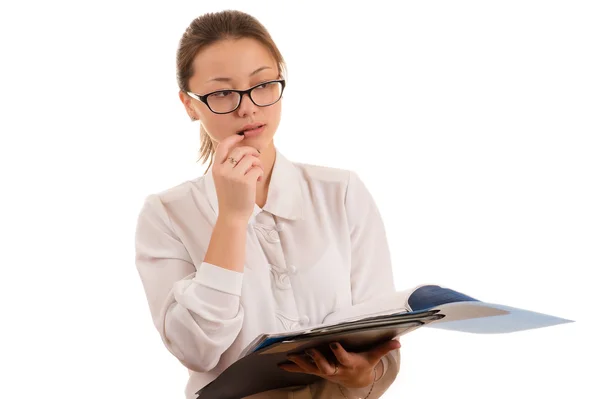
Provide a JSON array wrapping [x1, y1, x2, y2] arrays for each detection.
[[236, 92, 258, 118]]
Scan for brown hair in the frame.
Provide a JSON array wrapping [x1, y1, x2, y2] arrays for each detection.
[[176, 10, 287, 174]]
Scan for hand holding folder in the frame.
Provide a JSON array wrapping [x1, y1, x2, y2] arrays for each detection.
[[195, 284, 573, 399]]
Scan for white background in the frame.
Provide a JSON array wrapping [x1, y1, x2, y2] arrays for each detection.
[[0, 1, 597, 398]]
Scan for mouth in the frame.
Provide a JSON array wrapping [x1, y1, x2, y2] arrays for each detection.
[[237, 123, 266, 136]]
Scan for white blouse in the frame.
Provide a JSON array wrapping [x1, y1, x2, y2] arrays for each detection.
[[135, 148, 401, 398]]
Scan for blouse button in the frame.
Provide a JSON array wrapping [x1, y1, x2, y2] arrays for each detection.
[[300, 315, 310, 326], [288, 264, 297, 275], [275, 223, 284, 231]]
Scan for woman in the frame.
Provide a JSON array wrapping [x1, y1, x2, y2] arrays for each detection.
[[135, 10, 401, 399]]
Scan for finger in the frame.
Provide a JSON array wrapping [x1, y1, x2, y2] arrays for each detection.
[[227, 146, 261, 165], [365, 339, 401, 365], [222, 153, 259, 176], [329, 342, 352, 367], [222, 149, 259, 171], [232, 154, 263, 177], [305, 348, 336, 376], [214, 134, 245, 164], [285, 354, 319, 375], [245, 164, 265, 183]]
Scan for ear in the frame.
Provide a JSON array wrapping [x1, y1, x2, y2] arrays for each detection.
[[179, 91, 197, 121]]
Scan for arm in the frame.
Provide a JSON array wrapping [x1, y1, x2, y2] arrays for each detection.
[[342, 170, 401, 397], [135, 194, 247, 372]]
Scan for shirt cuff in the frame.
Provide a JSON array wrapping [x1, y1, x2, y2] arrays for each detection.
[[378, 354, 389, 381], [191, 261, 244, 296]]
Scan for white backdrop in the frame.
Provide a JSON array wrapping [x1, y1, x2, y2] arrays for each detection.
[[0, 1, 597, 398]]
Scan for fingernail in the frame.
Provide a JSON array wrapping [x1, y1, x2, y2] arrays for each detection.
[[330, 343, 338, 350]]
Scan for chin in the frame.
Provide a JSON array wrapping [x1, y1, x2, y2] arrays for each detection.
[[247, 128, 273, 142]]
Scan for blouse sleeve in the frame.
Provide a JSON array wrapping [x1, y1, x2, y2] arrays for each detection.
[[134, 194, 245, 373], [342, 171, 401, 397]]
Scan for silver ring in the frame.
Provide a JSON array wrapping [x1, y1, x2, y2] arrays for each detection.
[[332, 363, 338, 375]]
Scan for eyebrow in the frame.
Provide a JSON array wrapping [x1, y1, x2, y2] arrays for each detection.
[[206, 66, 272, 83]]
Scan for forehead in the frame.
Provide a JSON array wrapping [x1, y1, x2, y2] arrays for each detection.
[[191, 38, 277, 86]]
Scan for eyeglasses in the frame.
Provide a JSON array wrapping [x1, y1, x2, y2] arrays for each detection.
[[187, 79, 286, 114]]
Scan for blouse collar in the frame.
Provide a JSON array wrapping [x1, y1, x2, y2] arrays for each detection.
[[203, 147, 305, 223]]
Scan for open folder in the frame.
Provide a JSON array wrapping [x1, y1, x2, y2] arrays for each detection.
[[195, 284, 573, 399]]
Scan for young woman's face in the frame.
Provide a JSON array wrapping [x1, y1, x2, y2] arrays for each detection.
[[182, 38, 283, 152]]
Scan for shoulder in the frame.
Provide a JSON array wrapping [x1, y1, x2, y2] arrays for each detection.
[[153, 175, 206, 204], [138, 175, 208, 217], [292, 161, 356, 188], [292, 161, 370, 200]]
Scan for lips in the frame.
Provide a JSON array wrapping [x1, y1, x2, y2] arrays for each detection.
[[237, 123, 265, 135]]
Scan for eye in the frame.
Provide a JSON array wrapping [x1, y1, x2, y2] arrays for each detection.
[[254, 82, 273, 90], [212, 90, 233, 98]]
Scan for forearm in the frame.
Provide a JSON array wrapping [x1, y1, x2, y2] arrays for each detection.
[[341, 349, 401, 398], [161, 263, 246, 372], [136, 196, 249, 373], [161, 216, 250, 370], [204, 215, 248, 272]]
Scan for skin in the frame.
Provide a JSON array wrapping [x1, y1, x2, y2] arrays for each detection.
[[279, 340, 401, 389], [179, 37, 399, 389], [179, 37, 280, 207]]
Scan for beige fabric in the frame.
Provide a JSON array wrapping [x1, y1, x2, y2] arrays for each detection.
[[135, 148, 400, 398]]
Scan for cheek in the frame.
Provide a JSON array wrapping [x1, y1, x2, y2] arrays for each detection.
[[199, 113, 235, 141], [265, 102, 282, 128], [199, 102, 283, 141]]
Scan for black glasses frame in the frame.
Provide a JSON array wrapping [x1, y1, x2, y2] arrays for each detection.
[[186, 79, 286, 115]]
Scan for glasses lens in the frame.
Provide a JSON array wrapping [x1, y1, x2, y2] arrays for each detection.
[[205, 81, 284, 113], [251, 81, 283, 106], [207, 91, 241, 113]]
